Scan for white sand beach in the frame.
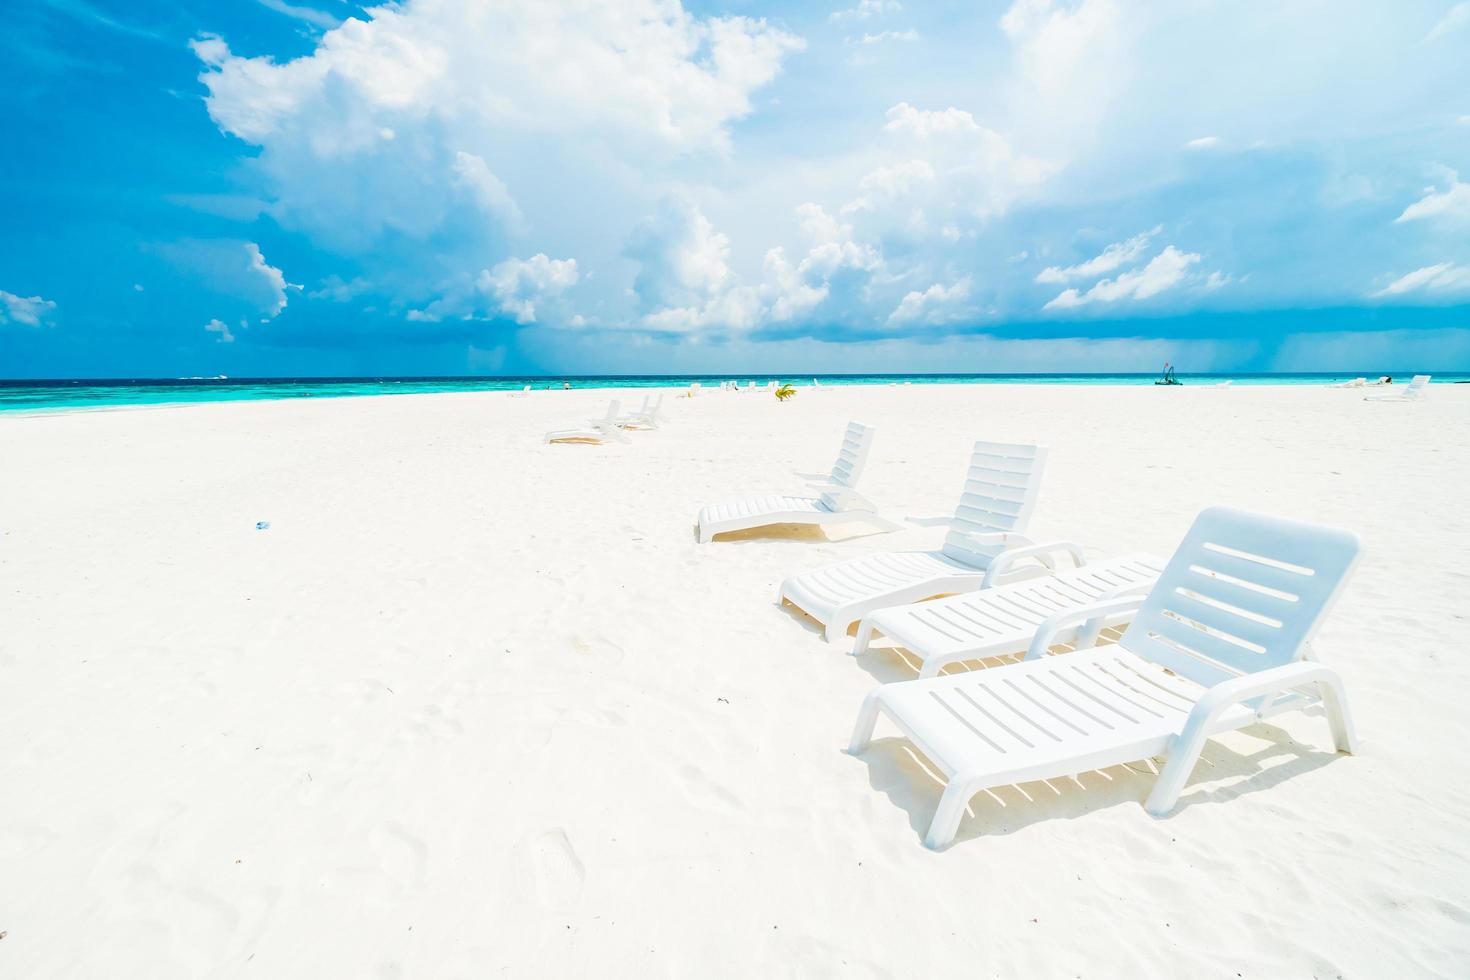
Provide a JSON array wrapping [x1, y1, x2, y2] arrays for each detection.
[[3, 382, 1469, 977]]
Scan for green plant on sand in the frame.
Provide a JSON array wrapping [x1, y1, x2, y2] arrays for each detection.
[[774, 383, 796, 402]]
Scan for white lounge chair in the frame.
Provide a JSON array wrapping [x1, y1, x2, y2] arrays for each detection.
[[695, 422, 899, 543], [852, 552, 1167, 674], [544, 400, 630, 444], [849, 506, 1362, 848], [778, 440, 1054, 642], [1330, 378, 1366, 389], [618, 393, 666, 429], [1365, 374, 1430, 402], [509, 384, 532, 397]]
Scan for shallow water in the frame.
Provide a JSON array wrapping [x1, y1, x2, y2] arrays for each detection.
[[1, 373, 1460, 414]]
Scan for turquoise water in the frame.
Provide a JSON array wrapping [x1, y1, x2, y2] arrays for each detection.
[[1, 374, 1461, 414]]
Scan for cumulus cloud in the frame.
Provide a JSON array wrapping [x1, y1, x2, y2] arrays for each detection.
[[477, 253, 578, 324], [244, 243, 299, 318], [1395, 173, 1470, 223], [450, 151, 526, 233], [625, 197, 759, 332], [1044, 245, 1201, 309], [1, 290, 58, 327], [1035, 226, 1161, 283], [843, 103, 1053, 229], [204, 318, 236, 343], [887, 278, 973, 325], [1372, 262, 1470, 298]]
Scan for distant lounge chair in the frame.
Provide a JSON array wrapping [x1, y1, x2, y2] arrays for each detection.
[[695, 422, 899, 543], [1366, 374, 1430, 402], [1330, 378, 1366, 389], [618, 393, 666, 429], [544, 400, 630, 444], [849, 507, 1362, 848], [509, 384, 532, 397], [778, 440, 1053, 642], [1365, 376, 1392, 386]]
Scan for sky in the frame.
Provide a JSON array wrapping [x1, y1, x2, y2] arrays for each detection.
[[3, 0, 1470, 378]]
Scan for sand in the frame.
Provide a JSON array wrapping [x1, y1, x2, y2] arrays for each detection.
[[2, 382, 1468, 977]]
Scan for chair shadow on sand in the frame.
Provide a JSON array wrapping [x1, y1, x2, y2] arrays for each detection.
[[853, 717, 1351, 848], [695, 522, 894, 545]]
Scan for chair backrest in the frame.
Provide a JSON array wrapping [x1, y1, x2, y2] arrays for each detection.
[[598, 400, 621, 424], [1122, 507, 1362, 687], [940, 441, 1047, 566], [823, 421, 876, 490], [1407, 375, 1430, 394]]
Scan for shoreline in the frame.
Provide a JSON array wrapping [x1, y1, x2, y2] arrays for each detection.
[[1, 375, 1454, 419]]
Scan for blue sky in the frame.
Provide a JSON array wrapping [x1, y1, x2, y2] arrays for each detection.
[[3, 0, 1470, 377]]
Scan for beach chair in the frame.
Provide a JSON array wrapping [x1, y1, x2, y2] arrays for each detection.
[[1365, 375, 1430, 402], [1330, 378, 1366, 389], [618, 393, 666, 429], [509, 384, 532, 397], [852, 553, 1167, 674], [544, 400, 630, 444], [849, 507, 1362, 848], [695, 422, 899, 543], [779, 441, 1056, 642]]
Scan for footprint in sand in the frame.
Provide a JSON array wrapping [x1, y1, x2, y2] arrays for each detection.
[[524, 828, 585, 911], [371, 821, 429, 893], [402, 703, 465, 741]]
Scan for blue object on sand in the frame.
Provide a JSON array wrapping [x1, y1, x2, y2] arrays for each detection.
[[256, 521, 270, 530]]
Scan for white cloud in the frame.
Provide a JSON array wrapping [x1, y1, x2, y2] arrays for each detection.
[[308, 275, 373, 302], [1044, 245, 1201, 309], [857, 29, 919, 44], [1372, 262, 1470, 297], [625, 197, 758, 332], [450, 152, 526, 233], [1185, 136, 1221, 149], [193, 3, 802, 156], [1035, 226, 1161, 283], [478, 253, 579, 324], [245, 243, 299, 318], [884, 102, 981, 137], [830, 1, 902, 23], [887, 277, 973, 325], [1425, 2, 1470, 42], [254, 0, 340, 30], [1394, 173, 1470, 223], [204, 318, 236, 343], [999, 0, 1128, 138], [0, 290, 57, 327]]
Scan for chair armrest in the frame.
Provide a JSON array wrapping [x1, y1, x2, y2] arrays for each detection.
[[1025, 595, 1146, 660], [981, 539, 1087, 588], [1176, 661, 1345, 743]]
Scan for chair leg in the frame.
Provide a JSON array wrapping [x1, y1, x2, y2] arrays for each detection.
[[847, 691, 883, 753], [1144, 735, 1206, 816], [1315, 672, 1359, 754], [850, 619, 876, 656], [924, 779, 974, 849]]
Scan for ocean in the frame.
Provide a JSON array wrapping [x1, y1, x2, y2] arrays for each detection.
[[0, 373, 1459, 414]]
